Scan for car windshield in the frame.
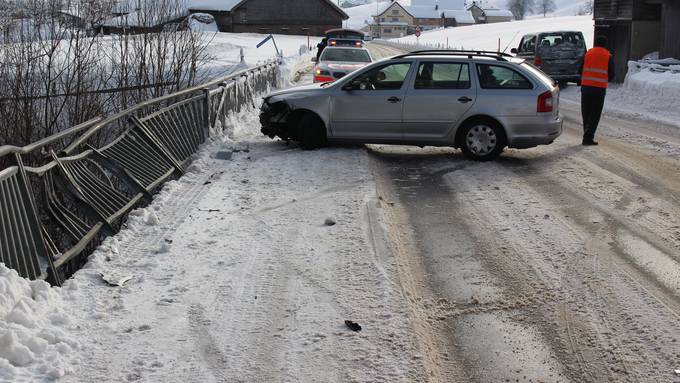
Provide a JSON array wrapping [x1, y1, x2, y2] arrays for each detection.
[[320, 49, 371, 63]]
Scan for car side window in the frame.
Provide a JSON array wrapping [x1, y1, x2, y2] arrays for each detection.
[[521, 35, 536, 53], [476, 64, 533, 90], [353, 63, 411, 90], [415, 62, 470, 89]]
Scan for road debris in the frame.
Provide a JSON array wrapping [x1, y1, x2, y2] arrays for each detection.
[[345, 320, 362, 332]]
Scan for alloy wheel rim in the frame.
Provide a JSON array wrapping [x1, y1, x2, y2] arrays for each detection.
[[466, 125, 497, 155]]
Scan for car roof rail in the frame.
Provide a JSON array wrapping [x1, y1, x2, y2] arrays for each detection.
[[393, 49, 513, 61]]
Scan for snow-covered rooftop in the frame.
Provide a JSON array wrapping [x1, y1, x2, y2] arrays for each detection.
[[408, 6, 475, 23], [188, 0, 241, 11], [482, 8, 513, 17]]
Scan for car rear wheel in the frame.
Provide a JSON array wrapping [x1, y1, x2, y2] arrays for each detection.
[[459, 119, 506, 161], [298, 113, 327, 150]]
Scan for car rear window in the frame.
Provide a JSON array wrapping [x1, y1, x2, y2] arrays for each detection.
[[415, 62, 470, 89], [537, 32, 585, 49], [520, 62, 554, 88], [320, 48, 371, 63], [476, 64, 533, 90]]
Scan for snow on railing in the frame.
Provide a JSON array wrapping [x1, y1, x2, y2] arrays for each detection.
[[0, 60, 281, 285]]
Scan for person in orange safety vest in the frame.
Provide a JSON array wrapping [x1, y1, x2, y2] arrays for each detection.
[[580, 35, 615, 146]]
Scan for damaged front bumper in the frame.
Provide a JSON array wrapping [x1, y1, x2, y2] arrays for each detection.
[[259, 100, 292, 140]]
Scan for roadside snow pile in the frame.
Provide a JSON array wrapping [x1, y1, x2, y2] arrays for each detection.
[[607, 60, 680, 125], [622, 60, 680, 103], [0, 265, 79, 381]]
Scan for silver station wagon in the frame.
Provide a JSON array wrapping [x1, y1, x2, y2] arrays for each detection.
[[260, 50, 562, 161]]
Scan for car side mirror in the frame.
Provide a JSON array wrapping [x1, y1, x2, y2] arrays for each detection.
[[342, 80, 360, 91], [311, 57, 317, 63], [510, 48, 518, 54]]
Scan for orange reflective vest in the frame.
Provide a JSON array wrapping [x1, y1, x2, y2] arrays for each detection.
[[581, 47, 611, 88]]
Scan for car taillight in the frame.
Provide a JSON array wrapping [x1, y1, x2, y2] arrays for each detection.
[[537, 91, 553, 113], [329, 40, 337, 46], [314, 75, 334, 83], [355, 41, 362, 47], [534, 56, 542, 67]]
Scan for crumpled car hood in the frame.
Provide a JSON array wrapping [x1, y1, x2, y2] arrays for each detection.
[[265, 83, 329, 101]]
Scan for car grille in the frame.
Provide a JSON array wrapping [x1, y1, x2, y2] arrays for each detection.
[[333, 72, 346, 79]]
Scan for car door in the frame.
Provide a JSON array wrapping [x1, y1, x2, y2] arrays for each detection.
[[330, 62, 413, 142], [517, 34, 537, 61], [402, 61, 476, 142]]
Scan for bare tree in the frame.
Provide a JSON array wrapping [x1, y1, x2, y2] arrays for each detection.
[[535, 0, 556, 17], [577, 0, 594, 15], [0, 0, 213, 152], [507, 0, 535, 20]]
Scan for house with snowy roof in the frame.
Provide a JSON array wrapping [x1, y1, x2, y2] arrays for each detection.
[[467, 2, 513, 23], [188, 0, 348, 35], [371, 0, 474, 38]]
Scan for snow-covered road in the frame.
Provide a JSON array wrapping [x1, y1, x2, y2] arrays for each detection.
[[4, 42, 680, 382], [55, 109, 428, 383]]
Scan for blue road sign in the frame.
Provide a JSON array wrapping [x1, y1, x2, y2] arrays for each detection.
[[257, 34, 274, 48]]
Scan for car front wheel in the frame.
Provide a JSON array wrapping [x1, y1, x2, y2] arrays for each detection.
[[459, 120, 506, 161], [298, 113, 327, 150]]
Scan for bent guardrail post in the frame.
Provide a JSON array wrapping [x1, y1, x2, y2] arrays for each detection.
[[129, 116, 185, 176], [0, 154, 58, 283]]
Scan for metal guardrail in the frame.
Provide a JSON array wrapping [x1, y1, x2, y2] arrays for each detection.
[[0, 60, 280, 285]]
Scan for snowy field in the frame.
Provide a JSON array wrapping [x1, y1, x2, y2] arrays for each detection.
[[201, 30, 320, 78], [394, 15, 594, 52]]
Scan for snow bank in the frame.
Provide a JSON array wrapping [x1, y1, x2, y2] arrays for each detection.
[[610, 61, 680, 124], [0, 265, 79, 381]]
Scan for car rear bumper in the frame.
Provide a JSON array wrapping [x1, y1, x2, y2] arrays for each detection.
[[549, 73, 581, 81], [507, 115, 563, 149]]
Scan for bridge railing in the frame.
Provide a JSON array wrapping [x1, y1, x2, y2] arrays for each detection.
[[0, 60, 280, 285]]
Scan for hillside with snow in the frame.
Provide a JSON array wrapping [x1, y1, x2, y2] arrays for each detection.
[[343, 0, 591, 30], [395, 15, 594, 52]]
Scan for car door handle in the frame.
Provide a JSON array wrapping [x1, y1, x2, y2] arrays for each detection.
[[458, 97, 473, 103], [387, 96, 402, 103]]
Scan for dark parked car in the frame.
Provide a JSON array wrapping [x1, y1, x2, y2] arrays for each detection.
[[511, 31, 586, 85]]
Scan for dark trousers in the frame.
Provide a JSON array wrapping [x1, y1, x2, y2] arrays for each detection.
[[581, 86, 607, 142]]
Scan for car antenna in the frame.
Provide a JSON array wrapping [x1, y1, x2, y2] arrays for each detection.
[[502, 31, 520, 53]]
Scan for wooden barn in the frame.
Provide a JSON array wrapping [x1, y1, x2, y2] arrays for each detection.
[[594, 0, 680, 82], [188, 0, 349, 35]]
